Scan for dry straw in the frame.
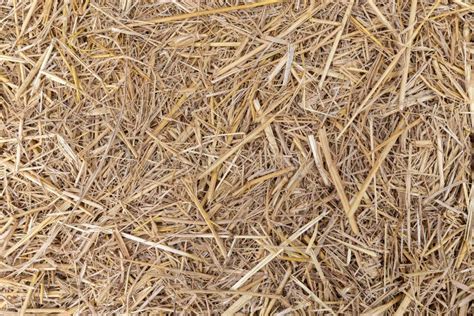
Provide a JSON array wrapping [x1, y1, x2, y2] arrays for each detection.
[[0, 0, 473, 315]]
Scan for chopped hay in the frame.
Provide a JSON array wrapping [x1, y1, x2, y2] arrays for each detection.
[[0, 0, 473, 314]]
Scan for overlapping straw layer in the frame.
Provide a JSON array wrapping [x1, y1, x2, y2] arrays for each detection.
[[0, 0, 473, 314]]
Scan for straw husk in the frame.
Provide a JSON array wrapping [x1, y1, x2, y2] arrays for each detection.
[[0, 0, 473, 314]]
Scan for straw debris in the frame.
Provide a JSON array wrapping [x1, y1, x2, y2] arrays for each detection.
[[0, 0, 472, 314]]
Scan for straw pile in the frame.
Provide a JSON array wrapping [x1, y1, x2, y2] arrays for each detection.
[[0, 0, 473, 314]]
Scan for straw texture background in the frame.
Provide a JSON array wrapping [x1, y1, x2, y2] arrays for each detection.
[[0, 0, 473, 315]]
